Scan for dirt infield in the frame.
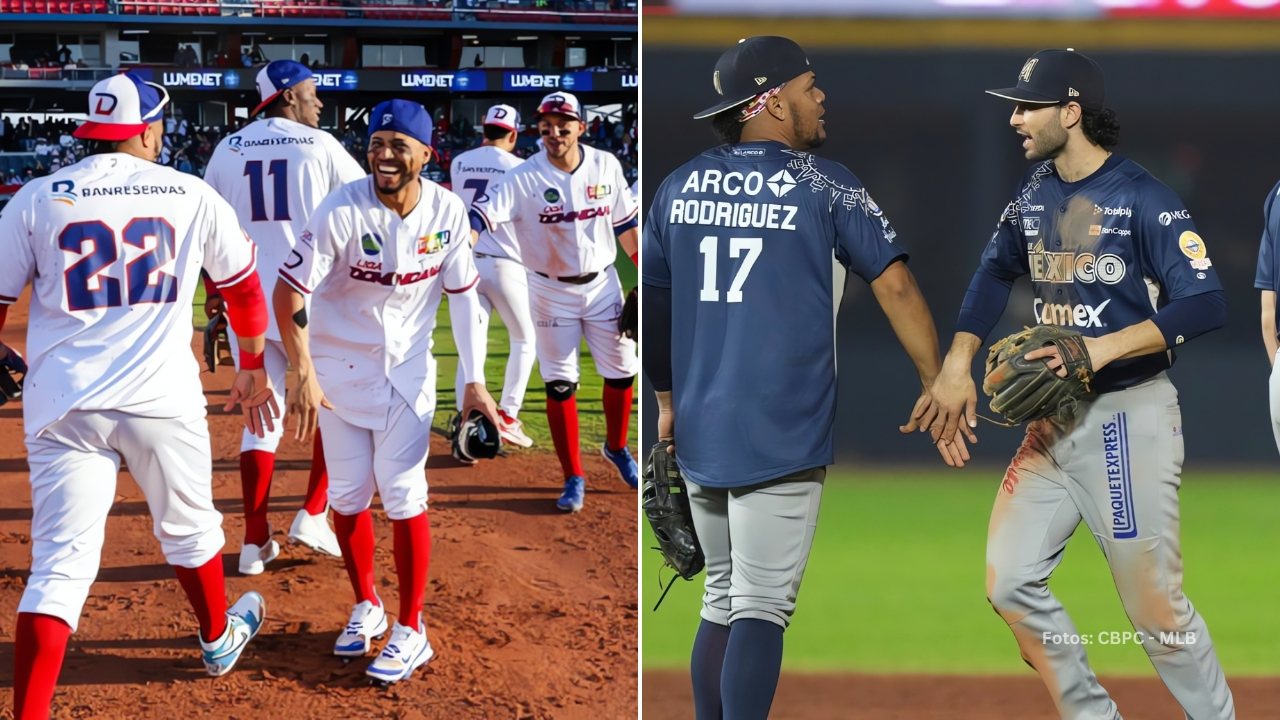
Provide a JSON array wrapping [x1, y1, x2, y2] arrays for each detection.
[[643, 670, 1280, 719], [0, 294, 638, 719]]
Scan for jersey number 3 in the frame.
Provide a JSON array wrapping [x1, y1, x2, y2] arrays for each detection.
[[60, 218, 178, 311], [699, 236, 762, 303]]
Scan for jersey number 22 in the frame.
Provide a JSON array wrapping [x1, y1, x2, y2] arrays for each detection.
[[61, 218, 178, 311]]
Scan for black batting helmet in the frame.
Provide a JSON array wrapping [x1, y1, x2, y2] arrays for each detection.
[[450, 410, 500, 464]]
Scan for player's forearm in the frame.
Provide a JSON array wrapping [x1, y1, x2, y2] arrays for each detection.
[[870, 263, 941, 385], [940, 332, 984, 377], [1084, 319, 1167, 369], [447, 287, 486, 385], [617, 226, 639, 262], [272, 280, 313, 372], [655, 390, 673, 413], [219, 274, 268, 368], [1262, 291, 1278, 364]]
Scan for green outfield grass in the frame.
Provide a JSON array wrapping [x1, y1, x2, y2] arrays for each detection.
[[642, 470, 1280, 676], [192, 257, 638, 450]]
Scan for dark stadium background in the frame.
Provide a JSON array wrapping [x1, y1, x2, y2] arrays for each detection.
[[641, 9, 1280, 466]]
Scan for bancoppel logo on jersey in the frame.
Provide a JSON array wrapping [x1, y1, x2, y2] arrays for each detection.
[[1034, 298, 1111, 328], [50, 180, 77, 206], [1028, 241, 1126, 284], [586, 184, 612, 200], [1158, 209, 1192, 226]]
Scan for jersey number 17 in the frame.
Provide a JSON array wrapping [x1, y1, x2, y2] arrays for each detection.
[[700, 235, 762, 303]]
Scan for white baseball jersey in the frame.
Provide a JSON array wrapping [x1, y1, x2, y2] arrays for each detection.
[[279, 177, 477, 431], [450, 144, 523, 261], [473, 144, 638, 278], [204, 117, 365, 341], [0, 153, 257, 437]]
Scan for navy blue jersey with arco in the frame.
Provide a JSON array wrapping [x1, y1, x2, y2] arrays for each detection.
[[642, 140, 904, 489], [971, 154, 1221, 393]]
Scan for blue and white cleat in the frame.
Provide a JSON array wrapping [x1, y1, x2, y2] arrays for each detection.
[[334, 599, 389, 657], [201, 591, 266, 677], [600, 443, 639, 489], [556, 476, 586, 512], [366, 619, 434, 684]]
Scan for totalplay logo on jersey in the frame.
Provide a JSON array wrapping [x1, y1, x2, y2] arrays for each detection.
[[361, 233, 383, 256], [417, 230, 449, 255], [586, 184, 612, 200], [1102, 413, 1137, 539]]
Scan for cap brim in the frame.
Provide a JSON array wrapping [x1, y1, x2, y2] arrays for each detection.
[[692, 95, 753, 120], [73, 120, 148, 141], [251, 89, 284, 117], [483, 121, 516, 132], [984, 87, 1060, 105]]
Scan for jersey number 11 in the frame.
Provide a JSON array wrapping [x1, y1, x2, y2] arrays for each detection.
[[245, 159, 291, 222]]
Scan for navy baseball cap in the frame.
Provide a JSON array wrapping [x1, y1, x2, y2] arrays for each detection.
[[74, 71, 169, 141], [986, 48, 1105, 111], [252, 60, 314, 116], [694, 36, 812, 120], [368, 99, 433, 148]]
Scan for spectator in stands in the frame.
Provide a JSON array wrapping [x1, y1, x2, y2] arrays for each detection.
[[300, 53, 310, 68], [57, 45, 71, 66]]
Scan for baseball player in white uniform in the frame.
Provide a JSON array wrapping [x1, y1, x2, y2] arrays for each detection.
[[0, 72, 271, 718], [204, 59, 365, 575], [471, 92, 640, 512], [449, 103, 536, 448], [274, 99, 499, 684]]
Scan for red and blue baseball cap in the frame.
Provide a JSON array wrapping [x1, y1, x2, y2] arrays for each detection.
[[74, 71, 170, 141], [252, 59, 314, 116], [483, 103, 519, 132], [535, 92, 582, 122], [368, 99, 433, 147]]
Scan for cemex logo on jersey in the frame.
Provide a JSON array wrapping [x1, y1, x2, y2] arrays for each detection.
[[50, 180, 77, 206], [766, 169, 797, 198], [1034, 298, 1111, 328], [1103, 413, 1138, 539], [361, 233, 383, 256], [1158, 209, 1191, 226]]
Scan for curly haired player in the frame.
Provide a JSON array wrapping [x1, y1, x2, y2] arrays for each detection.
[[0, 72, 273, 719], [927, 49, 1234, 719]]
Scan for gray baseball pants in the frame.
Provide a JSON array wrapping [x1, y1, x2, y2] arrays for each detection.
[[987, 373, 1234, 720], [687, 467, 825, 629]]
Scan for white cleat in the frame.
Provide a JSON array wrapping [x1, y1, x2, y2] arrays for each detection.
[[238, 538, 280, 576], [334, 599, 389, 657], [200, 591, 266, 676], [498, 411, 534, 448], [366, 618, 434, 684], [289, 508, 341, 557]]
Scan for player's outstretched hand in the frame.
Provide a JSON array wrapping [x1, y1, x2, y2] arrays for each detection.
[[227, 367, 280, 439], [899, 389, 939, 435], [461, 382, 501, 431], [928, 366, 979, 446], [289, 368, 332, 443], [934, 428, 972, 469]]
